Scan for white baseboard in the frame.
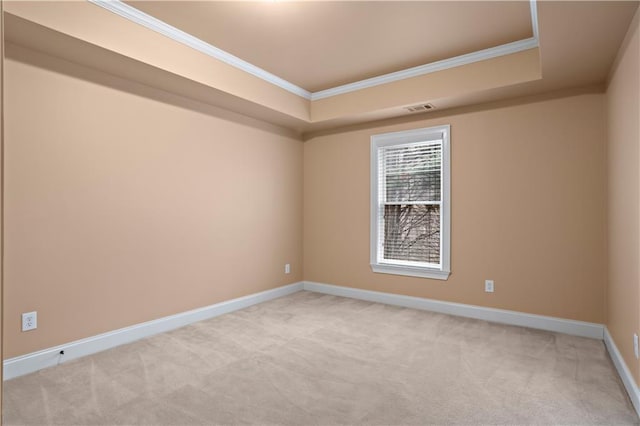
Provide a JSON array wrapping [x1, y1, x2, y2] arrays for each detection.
[[302, 281, 604, 339], [7, 278, 638, 421], [3, 282, 304, 381], [302, 282, 640, 414], [7, 278, 638, 420], [1, 280, 610, 381], [604, 327, 640, 418]]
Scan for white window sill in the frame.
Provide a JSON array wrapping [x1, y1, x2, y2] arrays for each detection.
[[371, 263, 451, 280]]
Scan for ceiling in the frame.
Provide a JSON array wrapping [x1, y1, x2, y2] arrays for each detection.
[[3, 1, 639, 136], [125, 1, 534, 92]]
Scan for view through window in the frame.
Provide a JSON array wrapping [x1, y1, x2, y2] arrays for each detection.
[[370, 125, 450, 280]]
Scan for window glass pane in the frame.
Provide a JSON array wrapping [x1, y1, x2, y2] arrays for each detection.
[[385, 170, 441, 202], [383, 204, 440, 264], [384, 143, 441, 202]]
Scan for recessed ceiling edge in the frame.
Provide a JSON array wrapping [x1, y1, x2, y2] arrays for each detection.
[[88, 0, 313, 100], [87, 0, 539, 102]]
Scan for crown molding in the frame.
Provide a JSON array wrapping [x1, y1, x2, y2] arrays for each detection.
[[88, 0, 313, 100], [530, 0, 539, 41], [87, 0, 539, 102], [310, 37, 538, 100]]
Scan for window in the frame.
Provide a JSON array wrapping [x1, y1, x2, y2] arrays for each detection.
[[370, 125, 450, 280]]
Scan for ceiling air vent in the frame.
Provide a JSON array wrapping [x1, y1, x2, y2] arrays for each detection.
[[405, 103, 435, 113]]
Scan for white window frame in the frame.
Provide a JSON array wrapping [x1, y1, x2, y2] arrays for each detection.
[[370, 125, 451, 280]]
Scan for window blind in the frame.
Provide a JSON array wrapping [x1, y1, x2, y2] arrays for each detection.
[[378, 140, 442, 266]]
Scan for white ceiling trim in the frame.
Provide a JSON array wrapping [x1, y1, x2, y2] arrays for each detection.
[[313, 0, 539, 100], [88, 0, 539, 102], [88, 0, 313, 99], [530, 0, 540, 41], [311, 37, 538, 100]]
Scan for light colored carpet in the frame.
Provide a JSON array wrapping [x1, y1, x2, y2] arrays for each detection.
[[3, 290, 638, 425]]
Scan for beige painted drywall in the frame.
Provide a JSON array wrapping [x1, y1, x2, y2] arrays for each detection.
[[310, 48, 541, 122], [3, 44, 303, 358], [5, 1, 636, 137], [304, 93, 606, 324], [4, 1, 310, 123], [606, 8, 640, 386]]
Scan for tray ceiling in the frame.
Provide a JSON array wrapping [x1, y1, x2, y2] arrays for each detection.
[[125, 1, 534, 92]]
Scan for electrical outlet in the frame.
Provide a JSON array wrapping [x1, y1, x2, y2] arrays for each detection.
[[634, 333, 639, 359], [485, 280, 494, 293], [22, 311, 37, 332], [284, 264, 291, 274]]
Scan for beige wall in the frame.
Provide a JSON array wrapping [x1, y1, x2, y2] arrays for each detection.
[[310, 49, 541, 122], [4, 1, 310, 123], [3, 44, 303, 358], [606, 8, 640, 386], [1, 10, 634, 383], [304, 93, 607, 323]]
